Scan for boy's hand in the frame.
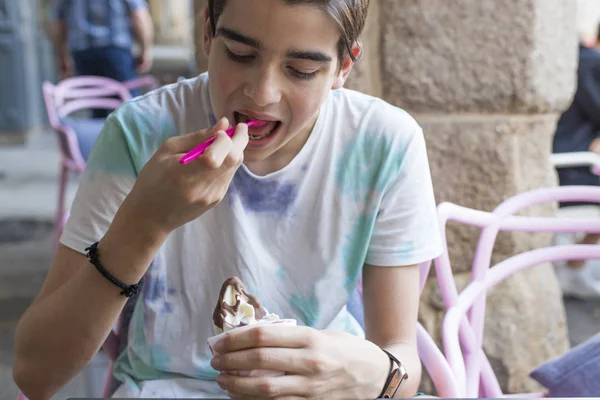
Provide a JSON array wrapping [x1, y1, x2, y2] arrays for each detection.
[[136, 49, 153, 73], [210, 325, 390, 400], [118, 117, 248, 237]]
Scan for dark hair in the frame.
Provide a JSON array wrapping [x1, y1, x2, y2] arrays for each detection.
[[208, 0, 369, 63]]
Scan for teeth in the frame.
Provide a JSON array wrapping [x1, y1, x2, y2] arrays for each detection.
[[237, 113, 279, 140], [249, 133, 270, 140]]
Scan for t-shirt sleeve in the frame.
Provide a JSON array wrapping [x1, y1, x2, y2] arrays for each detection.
[[59, 115, 138, 254], [365, 123, 443, 267]]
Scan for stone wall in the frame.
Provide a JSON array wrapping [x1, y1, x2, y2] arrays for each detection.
[[194, 0, 579, 394], [364, 0, 577, 394]]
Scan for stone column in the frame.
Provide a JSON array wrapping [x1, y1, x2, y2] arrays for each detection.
[[195, 0, 579, 394], [370, 0, 577, 394]]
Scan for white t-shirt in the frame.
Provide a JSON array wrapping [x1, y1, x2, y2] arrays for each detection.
[[61, 73, 443, 398]]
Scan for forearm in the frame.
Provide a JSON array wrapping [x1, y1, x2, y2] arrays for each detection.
[[383, 341, 422, 398], [14, 265, 130, 399], [13, 208, 166, 399], [131, 8, 154, 52], [51, 20, 69, 59]]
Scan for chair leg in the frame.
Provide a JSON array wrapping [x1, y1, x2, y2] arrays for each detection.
[[55, 166, 68, 247]]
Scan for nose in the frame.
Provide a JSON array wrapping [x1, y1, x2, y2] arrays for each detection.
[[243, 68, 282, 107]]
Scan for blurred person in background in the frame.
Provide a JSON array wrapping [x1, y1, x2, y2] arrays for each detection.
[[51, 0, 154, 116], [552, 0, 600, 298]]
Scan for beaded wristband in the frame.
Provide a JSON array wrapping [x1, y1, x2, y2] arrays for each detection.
[[85, 242, 143, 298]]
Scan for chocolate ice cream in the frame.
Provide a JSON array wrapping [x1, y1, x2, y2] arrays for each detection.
[[212, 276, 271, 333]]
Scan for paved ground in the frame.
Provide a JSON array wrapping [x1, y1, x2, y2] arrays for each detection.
[[0, 130, 598, 399]]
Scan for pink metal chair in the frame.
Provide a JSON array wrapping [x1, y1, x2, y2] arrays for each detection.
[[422, 186, 600, 397], [42, 75, 159, 245], [550, 151, 600, 177]]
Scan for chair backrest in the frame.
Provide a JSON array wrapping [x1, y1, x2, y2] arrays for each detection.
[[42, 76, 134, 171], [122, 75, 160, 94], [550, 151, 600, 176], [427, 186, 600, 397]]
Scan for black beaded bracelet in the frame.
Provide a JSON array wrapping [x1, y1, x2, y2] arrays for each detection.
[[85, 242, 143, 298]]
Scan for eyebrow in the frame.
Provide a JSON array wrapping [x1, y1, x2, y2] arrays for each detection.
[[286, 50, 332, 63], [217, 27, 332, 63], [216, 28, 260, 48]]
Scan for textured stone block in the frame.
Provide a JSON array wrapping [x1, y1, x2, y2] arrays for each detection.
[[418, 114, 558, 273], [381, 0, 578, 114]]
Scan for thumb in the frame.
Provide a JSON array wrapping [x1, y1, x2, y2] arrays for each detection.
[[171, 117, 230, 153]]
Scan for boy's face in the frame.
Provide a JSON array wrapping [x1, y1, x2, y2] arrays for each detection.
[[203, 0, 353, 171]]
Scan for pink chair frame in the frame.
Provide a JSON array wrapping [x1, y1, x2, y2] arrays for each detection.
[[425, 186, 600, 397], [41, 75, 159, 245], [550, 151, 600, 176]]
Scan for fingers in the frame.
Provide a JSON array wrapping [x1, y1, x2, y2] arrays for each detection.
[[227, 392, 307, 400], [230, 122, 250, 158], [202, 123, 247, 170], [215, 325, 315, 354], [201, 129, 235, 169], [169, 119, 247, 170], [218, 373, 311, 399], [212, 348, 318, 376]]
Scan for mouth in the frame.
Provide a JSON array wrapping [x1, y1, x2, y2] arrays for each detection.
[[234, 111, 282, 141]]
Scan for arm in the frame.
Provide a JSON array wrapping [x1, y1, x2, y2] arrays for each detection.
[[363, 263, 422, 398], [211, 265, 424, 399], [13, 213, 166, 400], [51, 19, 73, 79], [128, 3, 154, 72], [13, 115, 247, 399], [130, 6, 154, 53], [51, 19, 68, 59], [50, 0, 73, 79]]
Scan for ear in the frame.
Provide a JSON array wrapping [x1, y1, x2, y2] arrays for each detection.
[[331, 45, 360, 90], [202, 6, 213, 57]]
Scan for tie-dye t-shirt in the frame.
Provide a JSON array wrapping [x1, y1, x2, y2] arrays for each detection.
[[60, 73, 442, 398]]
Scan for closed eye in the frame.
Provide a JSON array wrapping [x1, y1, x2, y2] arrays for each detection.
[[225, 48, 255, 63], [226, 47, 318, 80], [288, 68, 318, 80]]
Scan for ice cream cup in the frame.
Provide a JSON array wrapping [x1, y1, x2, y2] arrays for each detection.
[[208, 318, 297, 377]]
